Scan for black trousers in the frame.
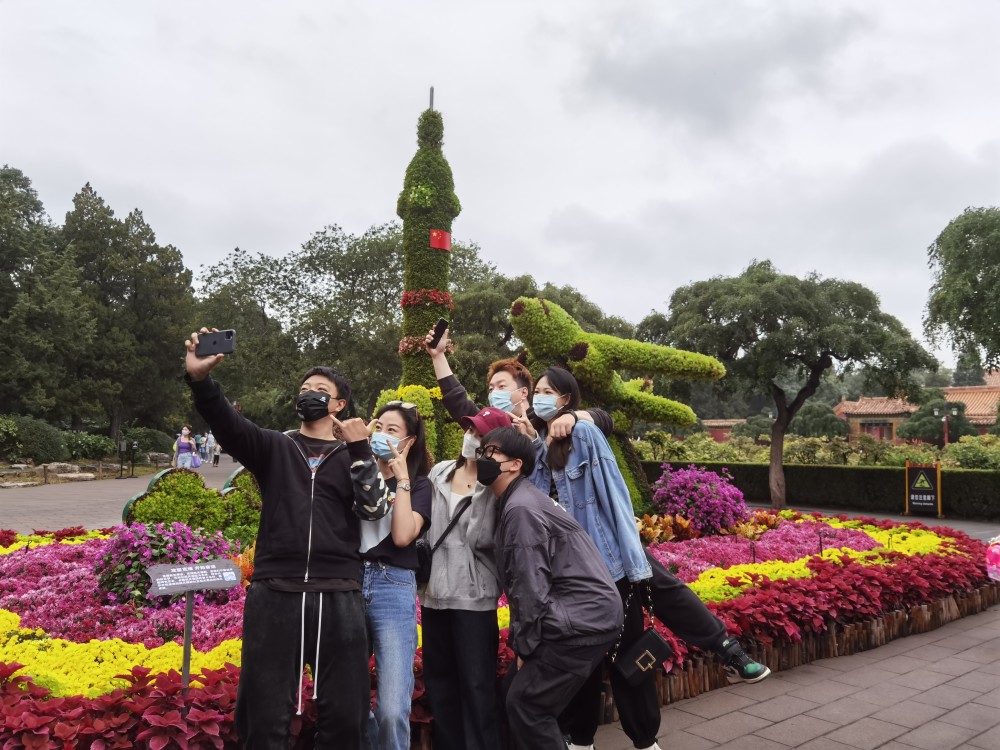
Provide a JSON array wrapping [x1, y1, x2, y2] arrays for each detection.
[[421, 606, 502, 750], [235, 584, 370, 749], [645, 549, 726, 651], [501, 637, 614, 750], [561, 577, 660, 748]]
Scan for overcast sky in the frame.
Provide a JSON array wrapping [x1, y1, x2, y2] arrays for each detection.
[[3, 1, 999, 366]]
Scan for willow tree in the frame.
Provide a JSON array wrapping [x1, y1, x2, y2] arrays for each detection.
[[396, 106, 461, 388]]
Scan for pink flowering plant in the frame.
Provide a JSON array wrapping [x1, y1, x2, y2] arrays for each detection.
[[0, 531, 244, 649], [95, 522, 239, 608], [648, 518, 883, 582], [652, 464, 751, 535]]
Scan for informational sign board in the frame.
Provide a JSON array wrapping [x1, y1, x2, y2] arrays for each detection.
[[905, 461, 942, 518], [145, 558, 241, 688], [147, 559, 241, 596]]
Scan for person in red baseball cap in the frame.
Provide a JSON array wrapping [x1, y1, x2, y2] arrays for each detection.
[[420, 406, 511, 750]]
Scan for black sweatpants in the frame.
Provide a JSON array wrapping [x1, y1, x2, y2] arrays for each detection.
[[235, 584, 370, 749], [645, 549, 727, 650], [561, 576, 660, 748], [421, 606, 502, 750], [501, 637, 615, 750]]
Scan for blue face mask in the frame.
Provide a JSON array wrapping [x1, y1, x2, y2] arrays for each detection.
[[488, 389, 519, 413], [532, 394, 561, 422], [370, 432, 400, 460]]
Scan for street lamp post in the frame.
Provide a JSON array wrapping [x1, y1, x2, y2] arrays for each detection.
[[933, 406, 960, 447]]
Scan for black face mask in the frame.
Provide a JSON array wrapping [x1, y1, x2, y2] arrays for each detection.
[[295, 391, 332, 422], [476, 456, 504, 486]]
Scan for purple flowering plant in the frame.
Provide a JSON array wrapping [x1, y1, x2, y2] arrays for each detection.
[[0, 534, 244, 649], [648, 518, 883, 581], [95, 522, 238, 609], [651, 464, 751, 535]]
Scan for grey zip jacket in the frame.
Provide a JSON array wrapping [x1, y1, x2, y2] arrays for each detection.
[[495, 476, 623, 659], [421, 460, 501, 611]]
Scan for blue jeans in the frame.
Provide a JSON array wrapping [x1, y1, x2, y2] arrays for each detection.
[[362, 561, 418, 750], [176, 453, 193, 469]]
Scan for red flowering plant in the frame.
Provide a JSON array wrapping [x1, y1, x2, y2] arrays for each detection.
[[400, 289, 455, 310]]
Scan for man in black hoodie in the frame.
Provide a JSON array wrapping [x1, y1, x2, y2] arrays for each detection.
[[478, 426, 623, 750], [184, 329, 393, 749]]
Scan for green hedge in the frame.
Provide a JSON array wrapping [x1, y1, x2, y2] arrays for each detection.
[[643, 461, 1000, 521]]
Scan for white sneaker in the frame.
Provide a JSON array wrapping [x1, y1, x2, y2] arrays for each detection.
[[638, 744, 662, 750]]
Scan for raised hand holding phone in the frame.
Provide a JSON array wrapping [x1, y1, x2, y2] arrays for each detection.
[[185, 328, 227, 382], [424, 318, 450, 357]]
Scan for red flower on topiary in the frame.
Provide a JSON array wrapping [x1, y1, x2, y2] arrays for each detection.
[[400, 289, 455, 310]]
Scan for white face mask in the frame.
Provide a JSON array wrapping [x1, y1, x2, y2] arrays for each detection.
[[181, 429, 190, 436], [461, 432, 481, 459]]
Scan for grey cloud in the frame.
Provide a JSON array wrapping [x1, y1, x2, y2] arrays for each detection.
[[575, 3, 870, 133], [540, 137, 1000, 352]]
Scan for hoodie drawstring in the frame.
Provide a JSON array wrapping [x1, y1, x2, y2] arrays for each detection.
[[295, 592, 326, 712], [296, 593, 306, 715], [313, 594, 323, 699]]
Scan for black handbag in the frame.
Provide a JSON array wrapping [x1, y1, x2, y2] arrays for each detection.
[[415, 495, 472, 584], [611, 582, 673, 686]]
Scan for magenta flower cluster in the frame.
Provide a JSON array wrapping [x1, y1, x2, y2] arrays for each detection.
[[0, 535, 244, 650], [647, 519, 883, 582], [651, 464, 751, 535], [95, 522, 237, 608]]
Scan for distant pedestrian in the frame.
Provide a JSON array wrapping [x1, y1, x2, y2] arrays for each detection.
[[199, 433, 209, 461], [172, 426, 198, 469], [212, 440, 222, 467]]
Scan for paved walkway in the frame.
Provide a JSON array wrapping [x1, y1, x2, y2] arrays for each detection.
[[4, 475, 1000, 748], [596, 605, 1000, 750], [0, 460, 241, 532]]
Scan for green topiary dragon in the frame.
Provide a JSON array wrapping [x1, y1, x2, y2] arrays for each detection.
[[509, 296, 726, 510]]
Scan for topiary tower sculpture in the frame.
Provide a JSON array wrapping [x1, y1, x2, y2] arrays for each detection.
[[510, 296, 726, 509], [376, 102, 464, 461], [396, 106, 461, 388]]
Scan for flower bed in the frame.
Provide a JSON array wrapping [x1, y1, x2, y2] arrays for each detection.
[[2, 512, 992, 748]]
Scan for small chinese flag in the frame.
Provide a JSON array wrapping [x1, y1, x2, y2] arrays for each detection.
[[429, 229, 452, 250]]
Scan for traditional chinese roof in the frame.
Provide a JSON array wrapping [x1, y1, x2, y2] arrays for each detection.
[[701, 419, 746, 429], [943, 386, 1000, 426], [983, 370, 1000, 387], [833, 397, 919, 418]]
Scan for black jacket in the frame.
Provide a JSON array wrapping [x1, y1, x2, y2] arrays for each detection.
[[495, 476, 623, 658], [187, 376, 391, 582]]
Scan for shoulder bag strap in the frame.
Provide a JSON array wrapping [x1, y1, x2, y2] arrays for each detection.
[[430, 495, 473, 553]]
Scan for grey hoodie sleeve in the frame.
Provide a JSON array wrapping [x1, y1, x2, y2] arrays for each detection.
[[501, 505, 553, 659], [347, 440, 392, 520]]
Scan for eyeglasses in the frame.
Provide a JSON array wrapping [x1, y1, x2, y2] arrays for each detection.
[[475, 445, 507, 460], [385, 400, 419, 415]]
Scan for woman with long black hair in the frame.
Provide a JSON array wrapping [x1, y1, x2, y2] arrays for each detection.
[[524, 367, 769, 750], [361, 400, 433, 750]]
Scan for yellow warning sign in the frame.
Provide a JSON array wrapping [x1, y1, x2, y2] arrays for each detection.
[[911, 471, 933, 491]]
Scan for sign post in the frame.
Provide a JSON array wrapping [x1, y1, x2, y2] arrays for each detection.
[[904, 461, 943, 518], [146, 559, 241, 688]]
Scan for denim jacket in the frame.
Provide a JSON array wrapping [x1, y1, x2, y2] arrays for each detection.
[[528, 421, 651, 583]]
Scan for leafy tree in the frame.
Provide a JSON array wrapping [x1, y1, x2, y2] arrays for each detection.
[[896, 398, 978, 445], [788, 402, 849, 438], [952, 345, 986, 386], [664, 260, 937, 508], [62, 185, 194, 437], [730, 414, 774, 441], [925, 207, 1000, 365], [0, 166, 46, 318]]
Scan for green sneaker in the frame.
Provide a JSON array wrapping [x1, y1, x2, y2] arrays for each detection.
[[718, 637, 771, 684]]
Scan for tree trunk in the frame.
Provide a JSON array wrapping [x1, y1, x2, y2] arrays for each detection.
[[769, 423, 786, 509]]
